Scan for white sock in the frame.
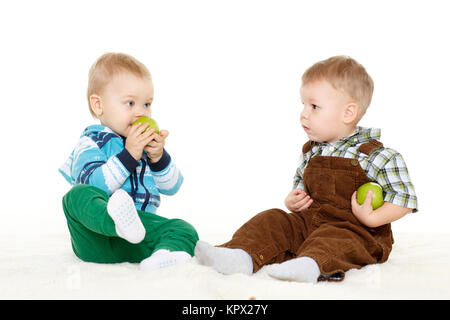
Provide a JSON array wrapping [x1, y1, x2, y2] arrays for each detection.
[[106, 189, 145, 244], [194, 240, 253, 275], [140, 249, 192, 270], [268, 256, 320, 283]]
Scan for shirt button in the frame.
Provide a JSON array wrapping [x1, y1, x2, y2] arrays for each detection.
[[351, 159, 359, 166], [259, 254, 264, 260]]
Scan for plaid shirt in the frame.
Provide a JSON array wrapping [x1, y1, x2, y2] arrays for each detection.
[[293, 126, 418, 212]]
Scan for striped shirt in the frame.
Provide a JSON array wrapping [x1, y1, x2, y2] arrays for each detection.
[[293, 126, 418, 212], [59, 125, 183, 214]]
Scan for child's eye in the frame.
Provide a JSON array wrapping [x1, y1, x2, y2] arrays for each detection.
[[312, 104, 319, 110], [126, 101, 135, 107], [144, 103, 151, 108]]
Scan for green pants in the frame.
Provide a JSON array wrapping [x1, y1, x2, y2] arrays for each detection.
[[62, 184, 199, 263]]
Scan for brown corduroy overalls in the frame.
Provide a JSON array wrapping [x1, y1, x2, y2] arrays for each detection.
[[220, 139, 393, 281]]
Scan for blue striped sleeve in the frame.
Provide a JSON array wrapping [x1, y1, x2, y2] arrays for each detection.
[[150, 150, 183, 195], [70, 136, 134, 194]]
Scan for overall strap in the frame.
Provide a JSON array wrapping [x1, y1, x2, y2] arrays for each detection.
[[357, 139, 383, 155], [302, 141, 313, 154]]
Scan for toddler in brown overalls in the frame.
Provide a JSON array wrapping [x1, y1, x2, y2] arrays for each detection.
[[195, 56, 418, 282]]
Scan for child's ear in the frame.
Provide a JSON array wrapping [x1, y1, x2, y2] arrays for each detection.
[[89, 94, 103, 117], [343, 103, 358, 124]]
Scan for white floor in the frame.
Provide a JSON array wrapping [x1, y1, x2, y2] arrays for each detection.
[[1, 230, 449, 300]]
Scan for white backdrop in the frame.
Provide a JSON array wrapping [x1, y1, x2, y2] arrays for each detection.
[[0, 0, 448, 239]]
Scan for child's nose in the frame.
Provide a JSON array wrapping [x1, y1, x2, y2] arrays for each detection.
[[300, 108, 308, 120], [136, 105, 150, 117]]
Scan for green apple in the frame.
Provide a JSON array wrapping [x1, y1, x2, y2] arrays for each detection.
[[356, 182, 384, 210], [132, 116, 159, 134]]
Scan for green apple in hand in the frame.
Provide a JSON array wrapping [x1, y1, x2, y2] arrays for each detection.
[[132, 116, 159, 134], [357, 182, 384, 210]]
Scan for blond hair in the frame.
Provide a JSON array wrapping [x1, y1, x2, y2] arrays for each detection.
[[302, 56, 374, 117], [87, 52, 151, 117]]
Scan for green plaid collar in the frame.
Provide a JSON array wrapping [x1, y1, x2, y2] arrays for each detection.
[[311, 126, 381, 150]]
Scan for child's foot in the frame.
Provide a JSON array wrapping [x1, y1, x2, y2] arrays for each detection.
[[107, 189, 145, 244], [140, 249, 192, 270], [194, 240, 253, 275], [268, 256, 320, 283]]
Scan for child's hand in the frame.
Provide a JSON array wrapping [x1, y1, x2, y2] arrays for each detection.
[[285, 188, 313, 213], [351, 191, 374, 227], [125, 123, 156, 161], [144, 129, 169, 163]]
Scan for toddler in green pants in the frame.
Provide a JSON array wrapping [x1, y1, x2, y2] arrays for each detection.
[[59, 53, 198, 269]]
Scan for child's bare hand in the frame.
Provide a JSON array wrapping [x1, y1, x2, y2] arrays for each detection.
[[285, 188, 313, 212], [125, 123, 155, 161], [144, 129, 169, 163], [351, 191, 374, 227]]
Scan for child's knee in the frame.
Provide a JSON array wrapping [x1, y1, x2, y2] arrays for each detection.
[[251, 208, 289, 225], [65, 184, 107, 199], [63, 184, 88, 206], [63, 184, 107, 209], [65, 184, 91, 197], [172, 219, 199, 241]]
